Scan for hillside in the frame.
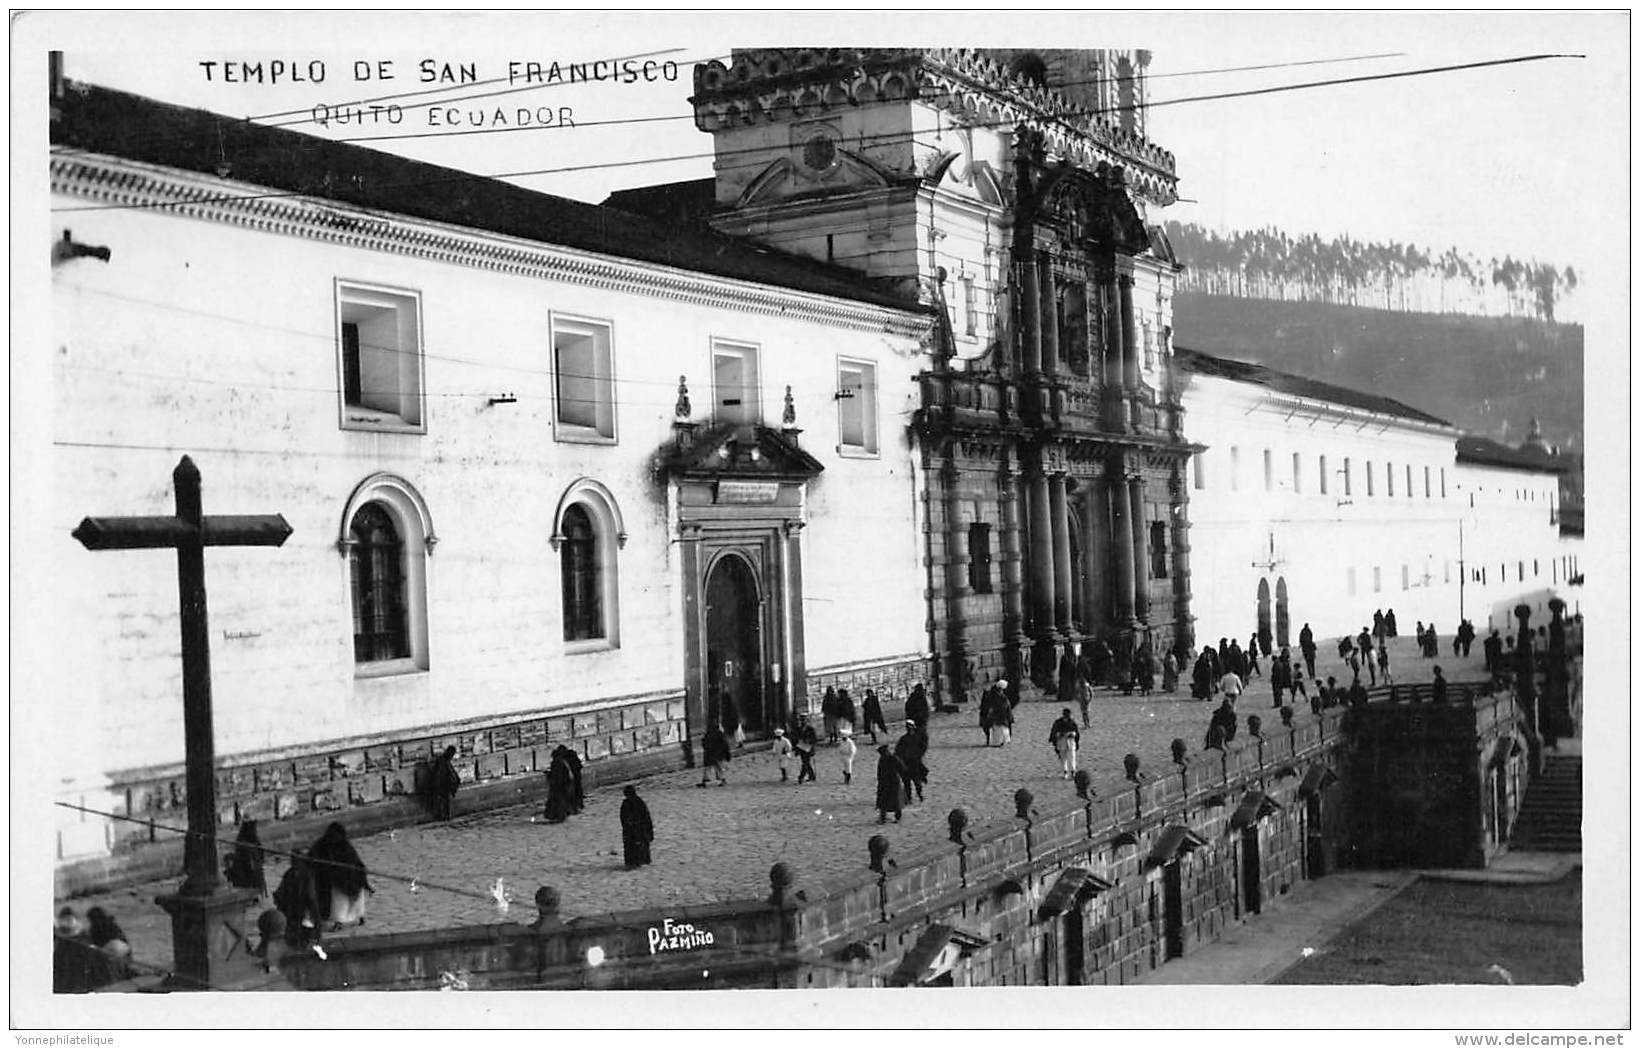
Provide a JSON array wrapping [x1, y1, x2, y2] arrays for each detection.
[[1171, 294, 1584, 451]]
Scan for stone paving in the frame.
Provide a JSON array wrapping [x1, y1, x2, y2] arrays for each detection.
[[62, 633, 1486, 986]]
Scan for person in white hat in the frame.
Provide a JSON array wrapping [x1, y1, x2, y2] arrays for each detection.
[[771, 728, 793, 782], [836, 724, 858, 784]]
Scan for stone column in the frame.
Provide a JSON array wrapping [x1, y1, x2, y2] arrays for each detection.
[[940, 460, 970, 706], [1130, 477, 1150, 621], [1080, 487, 1104, 636], [1102, 274, 1124, 388], [1119, 274, 1139, 392], [783, 521, 807, 725], [1112, 468, 1137, 625], [1020, 252, 1043, 377], [1169, 465, 1194, 654], [1040, 259, 1061, 377], [1051, 473, 1073, 634], [998, 464, 1028, 687], [1027, 467, 1056, 639]]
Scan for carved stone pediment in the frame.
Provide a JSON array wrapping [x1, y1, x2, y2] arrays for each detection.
[[659, 422, 824, 482], [1035, 165, 1150, 256]]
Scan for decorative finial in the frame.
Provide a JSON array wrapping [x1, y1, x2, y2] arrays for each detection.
[[781, 385, 797, 428], [675, 376, 691, 421]]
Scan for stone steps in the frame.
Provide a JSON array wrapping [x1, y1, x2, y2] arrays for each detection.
[[1511, 754, 1582, 852]]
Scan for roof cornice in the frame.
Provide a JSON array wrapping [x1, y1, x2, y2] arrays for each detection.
[[52, 149, 935, 340]]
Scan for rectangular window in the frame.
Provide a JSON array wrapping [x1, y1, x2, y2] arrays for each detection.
[[1444, 560, 1451, 584], [1365, 461, 1375, 497], [1150, 521, 1169, 578], [1319, 455, 1328, 495], [1387, 462, 1395, 497], [1230, 446, 1241, 491], [551, 314, 616, 442], [1343, 458, 1353, 496], [1440, 468, 1447, 497], [1193, 451, 1206, 490], [836, 358, 880, 455], [962, 276, 977, 336], [1533, 559, 1539, 577], [1263, 449, 1273, 491], [1372, 566, 1382, 593], [1406, 464, 1414, 498], [1401, 564, 1410, 590], [1519, 561, 1525, 582], [712, 340, 762, 426], [1292, 452, 1302, 494], [1424, 466, 1432, 498], [336, 281, 424, 432], [968, 523, 993, 593], [1347, 566, 1357, 596]]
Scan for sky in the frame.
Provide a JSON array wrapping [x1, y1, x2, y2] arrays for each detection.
[[34, 9, 1628, 322]]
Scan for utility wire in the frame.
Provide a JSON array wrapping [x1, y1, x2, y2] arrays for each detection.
[[51, 51, 1579, 216]]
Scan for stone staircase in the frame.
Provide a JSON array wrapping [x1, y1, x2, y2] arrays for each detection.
[[1510, 752, 1582, 853]]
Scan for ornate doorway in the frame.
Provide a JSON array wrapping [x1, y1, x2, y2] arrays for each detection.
[[705, 552, 766, 735]]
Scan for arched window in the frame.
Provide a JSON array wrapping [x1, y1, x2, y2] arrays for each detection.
[[350, 503, 409, 662], [339, 473, 434, 674], [552, 478, 626, 650], [561, 505, 602, 641]]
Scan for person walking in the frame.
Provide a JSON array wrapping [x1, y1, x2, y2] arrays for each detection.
[[1074, 669, 1094, 728], [1162, 647, 1179, 694], [1430, 665, 1449, 703], [1218, 667, 1244, 706], [699, 723, 731, 787], [991, 688, 1014, 746], [309, 821, 372, 930], [772, 727, 794, 782], [1049, 708, 1080, 779], [1376, 640, 1393, 686], [1191, 648, 1215, 700], [1270, 649, 1292, 708], [837, 725, 858, 784], [793, 732, 818, 785], [874, 745, 905, 824], [1299, 623, 1318, 679], [860, 688, 888, 743], [619, 786, 654, 868], [1136, 639, 1156, 695], [905, 683, 932, 729], [821, 686, 840, 744], [428, 745, 461, 822], [1426, 622, 1440, 659], [1244, 634, 1262, 679], [894, 720, 928, 803], [978, 681, 997, 746], [838, 688, 858, 737]]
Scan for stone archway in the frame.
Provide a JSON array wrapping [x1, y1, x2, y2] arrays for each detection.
[[1256, 577, 1272, 654], [704, 551, 767, 736], [1275, 576, 1291, 650]]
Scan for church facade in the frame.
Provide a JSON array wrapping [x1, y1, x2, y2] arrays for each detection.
[[681, 48, 1198, 702]]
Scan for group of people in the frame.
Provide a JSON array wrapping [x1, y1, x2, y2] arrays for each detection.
[[52, 904, 132, 992], [267, 820, 374, 946], [541, 744, 587, 822]]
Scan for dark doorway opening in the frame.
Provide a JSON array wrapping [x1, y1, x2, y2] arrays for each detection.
[[1256, 577, 1273, 655], [1241, 826, 1263, 915], [1162, 861, 1185, 960], [705, 553, 766, 736], [1275, 576, 1291, 649]]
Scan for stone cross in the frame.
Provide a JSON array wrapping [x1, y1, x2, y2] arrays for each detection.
[[72, 455, 292, 988]]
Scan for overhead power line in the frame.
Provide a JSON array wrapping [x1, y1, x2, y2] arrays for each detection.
[[52, 51, 1580, 218]]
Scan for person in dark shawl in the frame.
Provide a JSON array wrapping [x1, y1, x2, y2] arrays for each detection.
[[837, 687, 858, 735], [1162, 647, 1179, 694], [224, 818, 268, 897], [53, 907, 116, 993], [1136, 639, 1156, 695], [874, 745, 905, 824], [978, 682, 997, 745], [699, 722, 731, 786], [1057, 645, 1079, 707], [1270, 650, 1292, 708], [1385, 608, 1399, 637], [860, 688, 888, 742], [1191, 648, 1215, 700], [309, 821, 372, 929], [894, 720, 929, 803], [820, 685, 841, 743], [719, 689, 744, 748], [428, 745, 461, 821], [564, 745, 585, 813], [85, 906, 133, 980], [619, 785, 654, 868], [273, 849, 323, 944], [905, 683, 931, 729], [1209, 696, 1239, 745], [542, 749, 575, 822]]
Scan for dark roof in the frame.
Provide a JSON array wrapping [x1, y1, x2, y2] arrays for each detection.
[[52, 82, 925, 314], [1455, 436, 1567, 474], [603, 178, 718, 226], [1174, 347, 1452, 428]]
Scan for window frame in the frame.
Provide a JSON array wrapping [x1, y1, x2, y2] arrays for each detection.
[[552, 478, 626, 653], [550, 312, 618, 445], [1149, 520, 1169, 579], [968, 522, 994, 594], [335, 280, 426, 434], [339, 473, 434, 678], [711, 338, 763, 427], [835, 355, 881, 457]]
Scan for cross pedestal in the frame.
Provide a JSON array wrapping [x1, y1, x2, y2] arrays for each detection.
[[72, 455, 292, 990]]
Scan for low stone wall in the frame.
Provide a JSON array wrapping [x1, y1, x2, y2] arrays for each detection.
[[55, 691, 689, 896], [268, 706, 1363, 991], [802, 655, 932, 717]]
